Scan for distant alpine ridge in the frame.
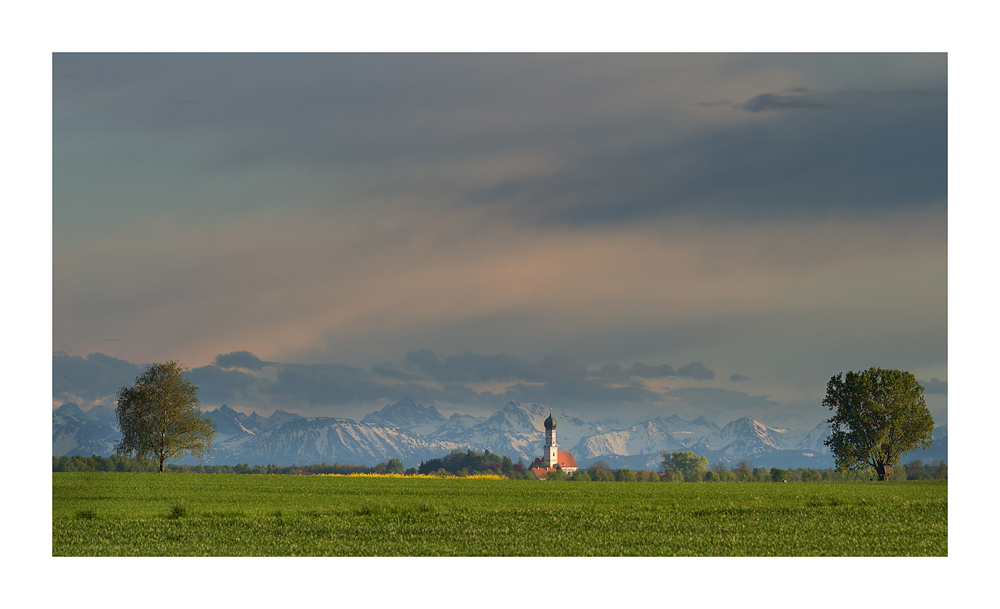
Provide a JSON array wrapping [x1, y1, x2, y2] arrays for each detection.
[[51, 398, 948, 470]]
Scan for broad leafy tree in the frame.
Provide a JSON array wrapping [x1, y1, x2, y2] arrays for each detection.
[[660, 450, 708, 482], [418, 458, 445, 475], [587, 460, 611, 474], [734, 460, 753, 481], [823, 367, 935, 481], [615, 468, 637, 482], [114, 360, 217, 473], [770, 467, 791, 482], [591, 468, 615, 482], [384, 458, 405, 474]]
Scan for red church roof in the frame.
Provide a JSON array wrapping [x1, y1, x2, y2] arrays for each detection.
[[556, 451, 577, 469]]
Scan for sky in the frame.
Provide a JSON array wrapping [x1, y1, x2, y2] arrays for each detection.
[[50, 52, 949, 429]]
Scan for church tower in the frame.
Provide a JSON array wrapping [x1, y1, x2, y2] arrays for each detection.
[[529, 409, 578, 478], [543, 410, 559, 466]]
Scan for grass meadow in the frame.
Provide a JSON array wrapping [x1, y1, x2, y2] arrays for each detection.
[[52, 473, 947, 556]]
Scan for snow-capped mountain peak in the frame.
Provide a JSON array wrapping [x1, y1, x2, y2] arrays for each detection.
[[362, 397, 446, 427], [716, 416, 787, 451]]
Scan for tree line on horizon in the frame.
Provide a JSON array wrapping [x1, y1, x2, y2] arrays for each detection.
[[51, 454, 407, 476], [52, 450, 947, 482]]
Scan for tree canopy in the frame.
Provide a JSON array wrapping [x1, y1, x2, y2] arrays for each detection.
[[660, 450, 708, 482], [383, 458, 405, 474], [114, 360, 217, 473], [823, 367, 935, 481]]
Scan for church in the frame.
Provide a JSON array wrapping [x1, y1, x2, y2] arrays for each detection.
[[529, 411, 578, 479]]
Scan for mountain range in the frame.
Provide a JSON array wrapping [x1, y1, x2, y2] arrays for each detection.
[[51, 398, 948, 470]]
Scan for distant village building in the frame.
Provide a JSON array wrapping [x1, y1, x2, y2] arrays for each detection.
[[529, 411, 578, 479]]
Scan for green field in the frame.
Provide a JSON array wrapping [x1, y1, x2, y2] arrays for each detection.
[[52, 473, 947, 556]]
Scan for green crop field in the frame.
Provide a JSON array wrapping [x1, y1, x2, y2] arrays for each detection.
[[52, 473, 947, 556]]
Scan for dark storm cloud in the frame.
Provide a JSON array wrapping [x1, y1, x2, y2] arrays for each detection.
[[52, 351, 144, 402], [214, 351, 265, 370], [403, 349, 544, 383], [587, 362, 680, 382], [51, 350, 485, 413], [627, 363, 677, 378], [676, 362, 715, 380], [186, 365, 259, 404], [266, 363, 384, 404], [371, 361, 422, 382], [921, 378, 947, 395], [536, 352, 589, 382], [53, 351, 262, 407], [739, 92, 837, 112], [471, 88, 946, 228], [702, 87, 944, 113], [588, 363, 634, 382], [264, 362, 479, 408], [496, 379, 666, 411], [730, 374, 751, 382]]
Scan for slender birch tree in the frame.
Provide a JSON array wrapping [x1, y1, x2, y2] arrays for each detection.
[[114, 360, 216, 473]]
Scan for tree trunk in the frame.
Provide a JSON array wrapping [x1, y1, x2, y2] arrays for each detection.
[[875, 464, 892, 481]]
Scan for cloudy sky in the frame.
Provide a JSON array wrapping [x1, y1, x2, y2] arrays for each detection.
[[51, 53, 948, 429]]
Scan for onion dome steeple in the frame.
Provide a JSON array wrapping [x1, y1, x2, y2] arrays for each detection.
[[544, 410, 557, 430]]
